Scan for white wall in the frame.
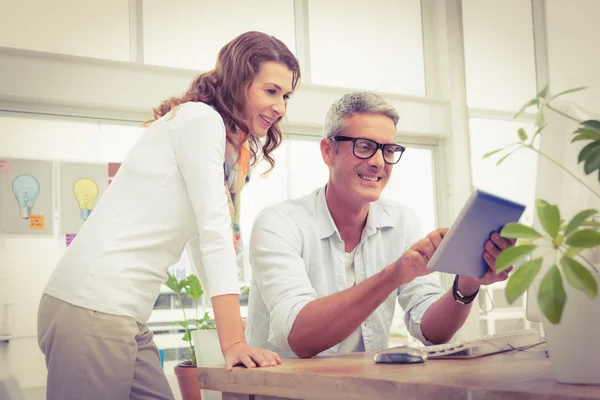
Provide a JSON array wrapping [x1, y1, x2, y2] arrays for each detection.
[[545, 0, 600, 112], [0, 116, 145, 391]]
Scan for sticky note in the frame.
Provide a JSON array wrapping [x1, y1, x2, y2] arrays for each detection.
[[29, 215, 44, 230], [66, 233, 76, 247], [0, 160, 10, 173]]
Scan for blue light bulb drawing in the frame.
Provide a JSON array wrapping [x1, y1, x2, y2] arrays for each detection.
[[12, 174, 40, 219]]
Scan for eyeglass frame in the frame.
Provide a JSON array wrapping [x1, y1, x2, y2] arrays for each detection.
[[328, 135, 406, 164]]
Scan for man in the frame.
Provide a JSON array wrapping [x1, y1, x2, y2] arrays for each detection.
[[246, 92, 514, 359]]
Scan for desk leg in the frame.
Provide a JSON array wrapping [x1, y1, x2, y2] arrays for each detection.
[[222, 393, 253, 400]]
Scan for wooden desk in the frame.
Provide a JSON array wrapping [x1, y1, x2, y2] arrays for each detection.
[[197, 350, 600, 400]]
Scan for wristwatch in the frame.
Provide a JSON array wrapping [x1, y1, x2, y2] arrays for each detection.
[[452, 275, 479, 305]]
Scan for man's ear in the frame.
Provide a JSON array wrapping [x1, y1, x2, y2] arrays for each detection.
[[320, 137, 335, 167]]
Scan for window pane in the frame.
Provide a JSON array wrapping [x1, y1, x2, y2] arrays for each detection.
[[546, 0, 600, 112], [0, 0, 130, 61], [239, 142, 289, 281], [143, 0, 296, 70], [469, 118, 539, 226], [288, 138, 329, 199], [308, 0, 425, 96], [462, 0, 537, 111], [383, 146, 436, 234]]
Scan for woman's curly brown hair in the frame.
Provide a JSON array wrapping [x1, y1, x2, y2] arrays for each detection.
[[147, 31, 301, 172]]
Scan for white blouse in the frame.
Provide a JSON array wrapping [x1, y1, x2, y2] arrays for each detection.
[[44, 102, 240, 323]]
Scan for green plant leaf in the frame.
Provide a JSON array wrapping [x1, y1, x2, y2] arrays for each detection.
[[566, 229, 600, 248], [185, 274, 204, 300], [182, 331, 192, 342], [505, 257, 543, 303], [561, 256, 598, 299], [584, 149, 600, 175], [517, 128, 528, 142], [496, 149, 518, 166], [564, 209, 598, 236], [531, 123, 547, 144], [565, 247, 584, 257], [537, 84, 549, 99], [536, 200, 560, 238], [496, 244, 537, 272], [169, 320, 188, 328], [536, 111, 545, 127], [483, 148, 506, 159], [165, 272, 182, 294], [538, 265, 566, 324], [500, 223, 543, 239], [550, 86, 587, 100], [516, 237, 538, 245], [582, 119, 600, 134], [572, 128, 600, 143], [578, 141, 600, 164], [514, 98, 539, 119], [580, 220, 600, 228]]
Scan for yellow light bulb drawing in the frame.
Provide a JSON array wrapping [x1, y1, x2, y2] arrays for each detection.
[[73, 178, 99, 221]]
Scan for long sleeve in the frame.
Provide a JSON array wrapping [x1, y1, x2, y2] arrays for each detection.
[[171, 104, 240, 298]]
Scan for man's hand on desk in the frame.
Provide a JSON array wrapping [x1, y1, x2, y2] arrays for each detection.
[[458, 231, 517, 295]]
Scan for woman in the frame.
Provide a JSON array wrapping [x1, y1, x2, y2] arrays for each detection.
[[38, 31, 300, 399]]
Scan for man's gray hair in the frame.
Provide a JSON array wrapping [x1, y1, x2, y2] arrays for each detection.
[[323, 92, 399, 138]]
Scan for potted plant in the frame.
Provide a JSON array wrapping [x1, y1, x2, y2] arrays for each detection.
[[484, 85, 600, 384], [165, 272, 216, 400]]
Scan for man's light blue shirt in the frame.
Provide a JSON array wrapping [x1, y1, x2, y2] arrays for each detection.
[[246, 186, 445, 358]]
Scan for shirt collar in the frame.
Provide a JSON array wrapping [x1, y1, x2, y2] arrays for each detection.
[[314, 185, 395, 240]]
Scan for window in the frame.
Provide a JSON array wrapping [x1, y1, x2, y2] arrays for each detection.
[[469, 117, 539, 334], [469, 118, 538, 227], [0, 0, 130, 61], [238, 141, 289, 282], [308, 0, 425, 96], [462, 0, 537, 112], [383, 145, 436, 233], [287, 137, 329, 199], [143, 0, 296, 71]]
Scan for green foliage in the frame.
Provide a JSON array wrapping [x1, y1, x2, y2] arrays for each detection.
[[538, 265, 566, 324], [165, 271, 215, 366], [506, 257, 543, 303], [485, 86, 600, 324]]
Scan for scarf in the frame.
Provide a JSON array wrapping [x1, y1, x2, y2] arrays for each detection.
[[224, 137, 251, 254]]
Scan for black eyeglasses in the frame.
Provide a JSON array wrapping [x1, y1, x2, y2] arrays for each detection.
[[329, 136, 406, 164]]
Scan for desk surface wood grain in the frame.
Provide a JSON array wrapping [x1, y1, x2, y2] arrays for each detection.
[[197, 349, 600, 400]]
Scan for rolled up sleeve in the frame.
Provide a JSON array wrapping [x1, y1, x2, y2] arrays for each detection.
[[250, 208, 317, 352], [397, 273, 445, 346]]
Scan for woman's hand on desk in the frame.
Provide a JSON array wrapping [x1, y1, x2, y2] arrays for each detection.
[[223, 342, 281, 370]]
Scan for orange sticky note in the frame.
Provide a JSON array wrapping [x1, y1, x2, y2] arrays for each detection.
[[29, 215, 45, 230], [0, 160, 10, 173]]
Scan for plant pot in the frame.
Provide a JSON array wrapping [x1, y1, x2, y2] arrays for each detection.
[[541, 271, 600, 385], [174, 364, 201, 400], [192, 329, 224, 400], [192, 329, 224, 365]]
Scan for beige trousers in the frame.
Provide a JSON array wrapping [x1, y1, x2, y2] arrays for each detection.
[[37, 294, 175, 400]]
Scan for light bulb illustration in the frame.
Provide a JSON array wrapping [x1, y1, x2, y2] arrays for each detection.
[[73, 178, 99, 221], [12, 174, 40, 219]]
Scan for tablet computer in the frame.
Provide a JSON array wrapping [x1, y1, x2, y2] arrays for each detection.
[[426, 189, 526, 278]]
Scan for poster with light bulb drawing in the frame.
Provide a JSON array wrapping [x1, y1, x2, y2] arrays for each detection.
[[59, 163, 108, 235], [0, 159, 53, 234]]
